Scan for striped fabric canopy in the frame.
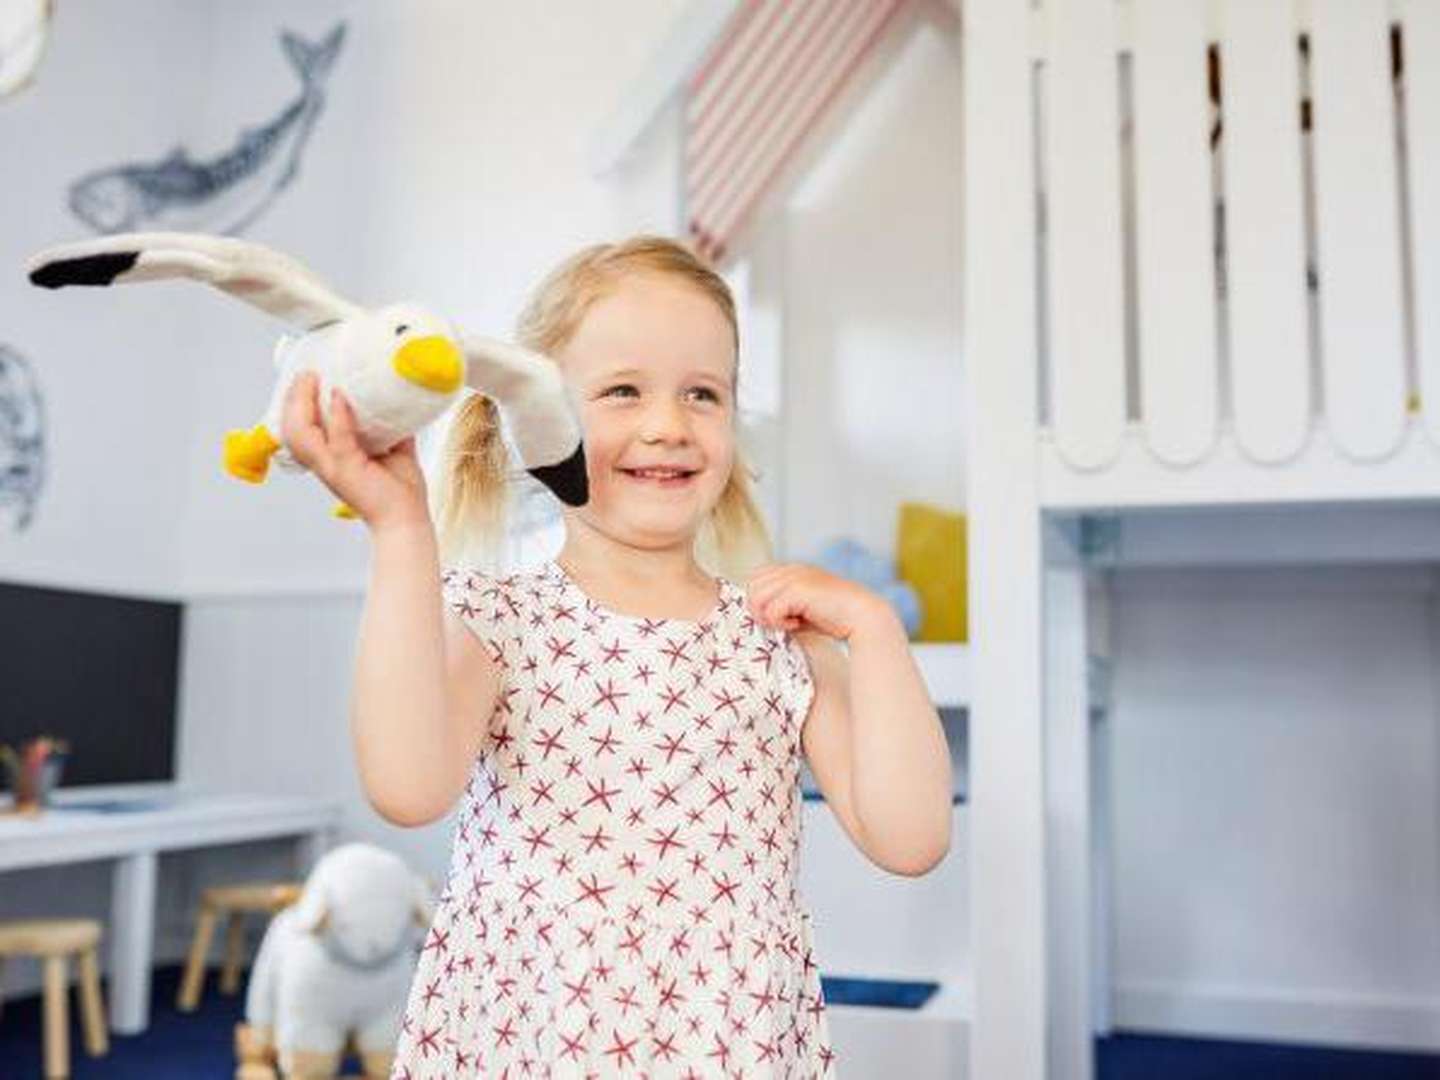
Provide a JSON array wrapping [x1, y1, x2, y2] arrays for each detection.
[[685, 0, 908, 264]]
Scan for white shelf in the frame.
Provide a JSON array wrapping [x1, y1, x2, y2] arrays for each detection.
[[910, 642, 970, 708], [823, 979, 969, 1076]]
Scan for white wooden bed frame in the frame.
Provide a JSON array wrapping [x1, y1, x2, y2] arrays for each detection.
[[968, 1, 1440, 1077]]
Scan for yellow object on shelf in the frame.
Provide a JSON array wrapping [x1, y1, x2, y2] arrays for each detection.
[[896, 502, 967, 643]]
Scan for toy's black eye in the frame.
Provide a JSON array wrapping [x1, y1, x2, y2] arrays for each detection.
[[395, 324, 410, 336]]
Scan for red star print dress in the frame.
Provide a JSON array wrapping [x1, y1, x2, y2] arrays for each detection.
[[390, 559, 838, 1079]]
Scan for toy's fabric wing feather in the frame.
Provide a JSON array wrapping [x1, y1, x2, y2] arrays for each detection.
[[461, 333, 589, 507], [27, 232, 359, 329]]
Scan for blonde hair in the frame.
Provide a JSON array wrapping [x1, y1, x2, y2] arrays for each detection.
[[433, 235, 772, 580]]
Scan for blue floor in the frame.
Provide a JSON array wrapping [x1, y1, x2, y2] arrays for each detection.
[[1095, 1032, 1440, 1079], [0, 965, 247, 1078], [2, 964, 1440, 1077]]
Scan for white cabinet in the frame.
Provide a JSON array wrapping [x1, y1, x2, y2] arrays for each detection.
[[800, 799, 970, 1076]]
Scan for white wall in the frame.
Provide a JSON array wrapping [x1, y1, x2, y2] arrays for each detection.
[[175, 0, 378, 596], [1109, 564, 1440, 1049], [0, 0, 211, 597], [778, 20, 964, 562]]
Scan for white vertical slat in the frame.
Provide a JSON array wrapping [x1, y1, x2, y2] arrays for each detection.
[[1086, 575, 1115, 1036], [1131, 0, 1219, 466], [1309, 0, 1407, 460], [1219, 0, 1310, 463], [1045, 0, 1127, 471], [965, 0, 1046, 1074], [1043, 547, 1094, 1080], [1404, 1, 1440, 448]]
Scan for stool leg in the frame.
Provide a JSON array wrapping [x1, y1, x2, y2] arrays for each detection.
[[78, 947, 109, 1057], [360, 1049, 395, 1079], [42, 955, 69, 1080], [235, 1021, 279, 1080], [279, 1049, 342, 1078], [178, 903, 218, 1011], [220, 913, 246, 995]]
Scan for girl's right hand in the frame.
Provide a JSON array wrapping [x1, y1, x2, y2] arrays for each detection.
[[281, 371, 431, 532]]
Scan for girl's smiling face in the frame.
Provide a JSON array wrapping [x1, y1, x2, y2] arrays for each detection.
[[557, 272, 737, 550]]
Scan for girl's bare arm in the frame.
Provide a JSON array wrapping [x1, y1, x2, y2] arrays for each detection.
[[747, 563, 952, 875], [803, 616, 952, 874], [280, 373, 500, 826], [351, 522, 501, 826]]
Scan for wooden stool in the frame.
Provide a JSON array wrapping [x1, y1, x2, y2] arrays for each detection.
[[0, 918, 108, 1079], [178, 882, 302, 1012]]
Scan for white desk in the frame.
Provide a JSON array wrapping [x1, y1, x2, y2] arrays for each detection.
[[0, 790, 340, 1034]]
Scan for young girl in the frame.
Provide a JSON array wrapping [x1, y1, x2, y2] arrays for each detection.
[[282, 236, 953, 1078]]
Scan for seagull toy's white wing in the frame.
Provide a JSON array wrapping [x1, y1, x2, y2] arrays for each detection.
[[461, 333, 589, 507], [27, 232, 360, 329]]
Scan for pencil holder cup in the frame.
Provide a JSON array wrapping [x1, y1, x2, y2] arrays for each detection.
[[0, 738, 69, 812]]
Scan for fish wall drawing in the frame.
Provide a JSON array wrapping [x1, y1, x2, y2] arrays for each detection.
[[0, 345, 45, 531], [67, 22, 347, 235]]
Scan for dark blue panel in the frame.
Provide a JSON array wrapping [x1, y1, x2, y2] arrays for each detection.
[[820, 975, 941, 1010]]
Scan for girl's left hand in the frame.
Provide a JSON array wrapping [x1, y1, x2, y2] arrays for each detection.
[[744, 563, 894, 641]]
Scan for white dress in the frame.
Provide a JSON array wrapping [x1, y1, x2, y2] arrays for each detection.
[[390, 560, 838, 1078]]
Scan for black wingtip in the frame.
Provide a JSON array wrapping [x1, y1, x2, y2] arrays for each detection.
[[529, 443, 589, 507], [29, 251, 140, 289]]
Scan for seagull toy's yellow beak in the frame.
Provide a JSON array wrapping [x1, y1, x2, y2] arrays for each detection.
[[392, 336, 464, 394]]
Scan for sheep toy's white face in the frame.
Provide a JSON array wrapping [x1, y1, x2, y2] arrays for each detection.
[[321, 883, 418, 968], [297, 844, 428, 969]]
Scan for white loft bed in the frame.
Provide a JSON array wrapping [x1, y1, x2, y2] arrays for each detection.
[[968, 2, 1440, 1079]]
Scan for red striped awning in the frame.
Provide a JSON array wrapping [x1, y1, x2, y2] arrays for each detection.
[[685, 0, 907, 265]]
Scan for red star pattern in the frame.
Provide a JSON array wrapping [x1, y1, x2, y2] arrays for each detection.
[[390, 560, 835, 1078]]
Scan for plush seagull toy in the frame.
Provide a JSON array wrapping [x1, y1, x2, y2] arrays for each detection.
[[26, 232, 588, 516]]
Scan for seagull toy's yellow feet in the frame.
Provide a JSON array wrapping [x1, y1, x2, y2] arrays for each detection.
[[333, 501, 360, 520], [223, 424, 281, 483]]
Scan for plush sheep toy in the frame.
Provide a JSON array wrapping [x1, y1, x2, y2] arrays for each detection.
[[237, 843, 432, 1080], [26, 232, 588, 517]]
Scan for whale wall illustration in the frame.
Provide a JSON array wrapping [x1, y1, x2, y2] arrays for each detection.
[[0, 344, 46, 532], [66, 21, 347, 236]]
